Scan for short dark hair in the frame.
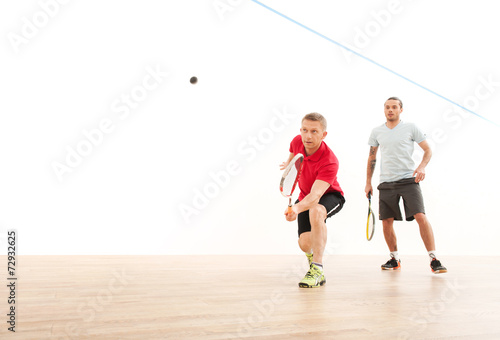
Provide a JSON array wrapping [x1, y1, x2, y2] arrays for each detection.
[[302, 112, 327, 131], [386, 97, 403, 109]]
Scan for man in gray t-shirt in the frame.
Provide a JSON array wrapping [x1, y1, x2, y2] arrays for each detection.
[[365, 97, 447, 274]]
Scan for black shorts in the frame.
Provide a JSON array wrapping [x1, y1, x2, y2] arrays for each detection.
[[296, 192, 345, 236], [377, 177, 425, 221]]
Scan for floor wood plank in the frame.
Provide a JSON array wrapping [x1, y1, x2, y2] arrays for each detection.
[[1, 255, 499, 339]]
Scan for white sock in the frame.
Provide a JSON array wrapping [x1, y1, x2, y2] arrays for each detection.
[[428, 250, 437, 262], [390, 251, 399, 261]]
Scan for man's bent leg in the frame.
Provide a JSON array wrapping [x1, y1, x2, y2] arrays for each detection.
[[309, 203, 328, 264]]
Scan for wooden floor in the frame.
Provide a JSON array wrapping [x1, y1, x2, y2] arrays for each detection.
[[2, 255, 500, 340]]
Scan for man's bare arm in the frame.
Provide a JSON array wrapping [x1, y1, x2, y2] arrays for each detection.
[[365, 146, 378, 197], [413, 140, 432, 183]]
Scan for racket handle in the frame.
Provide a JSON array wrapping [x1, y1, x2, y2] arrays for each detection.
[[287, 205, 293, 214]]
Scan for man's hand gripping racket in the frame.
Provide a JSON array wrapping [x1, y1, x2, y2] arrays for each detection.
[[280, 153, 304, 219]]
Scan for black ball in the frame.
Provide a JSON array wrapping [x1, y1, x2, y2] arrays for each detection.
[[190, 76, 198, 84]]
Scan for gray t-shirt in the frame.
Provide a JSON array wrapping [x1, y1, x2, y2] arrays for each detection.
[[368, 121, 426, 183]]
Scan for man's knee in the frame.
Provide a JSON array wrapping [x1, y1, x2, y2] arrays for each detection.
[[414, 212, 426, 223], [382, 218, 394, 229], [309, 204, 327, 221]]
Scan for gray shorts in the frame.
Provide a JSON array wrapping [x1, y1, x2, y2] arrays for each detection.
[[377, 177, 425, 221]]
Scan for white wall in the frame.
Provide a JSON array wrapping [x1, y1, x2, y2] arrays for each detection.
[[1, 0, 499, 255]]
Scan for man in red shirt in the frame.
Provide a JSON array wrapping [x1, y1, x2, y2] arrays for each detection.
[[281, 113, 345, 288]]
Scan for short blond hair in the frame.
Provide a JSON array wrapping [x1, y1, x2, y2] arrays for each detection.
[[302, 112, 327, 131]]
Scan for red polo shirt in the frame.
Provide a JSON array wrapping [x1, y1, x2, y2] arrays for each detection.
[[289, 135, 343, 200]]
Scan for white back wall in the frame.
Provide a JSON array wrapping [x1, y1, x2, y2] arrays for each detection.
[[1, 0, 499, 255]]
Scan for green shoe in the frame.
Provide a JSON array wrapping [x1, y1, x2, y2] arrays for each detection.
[[299, 263, 326, 288], [306, 253, 313, 267]]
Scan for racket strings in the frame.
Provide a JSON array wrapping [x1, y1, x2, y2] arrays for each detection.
[[367, 211, 375, 240], [282, 167, 298, 196], [280, 154, 303, 199], [367, 212, 375, 226]]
